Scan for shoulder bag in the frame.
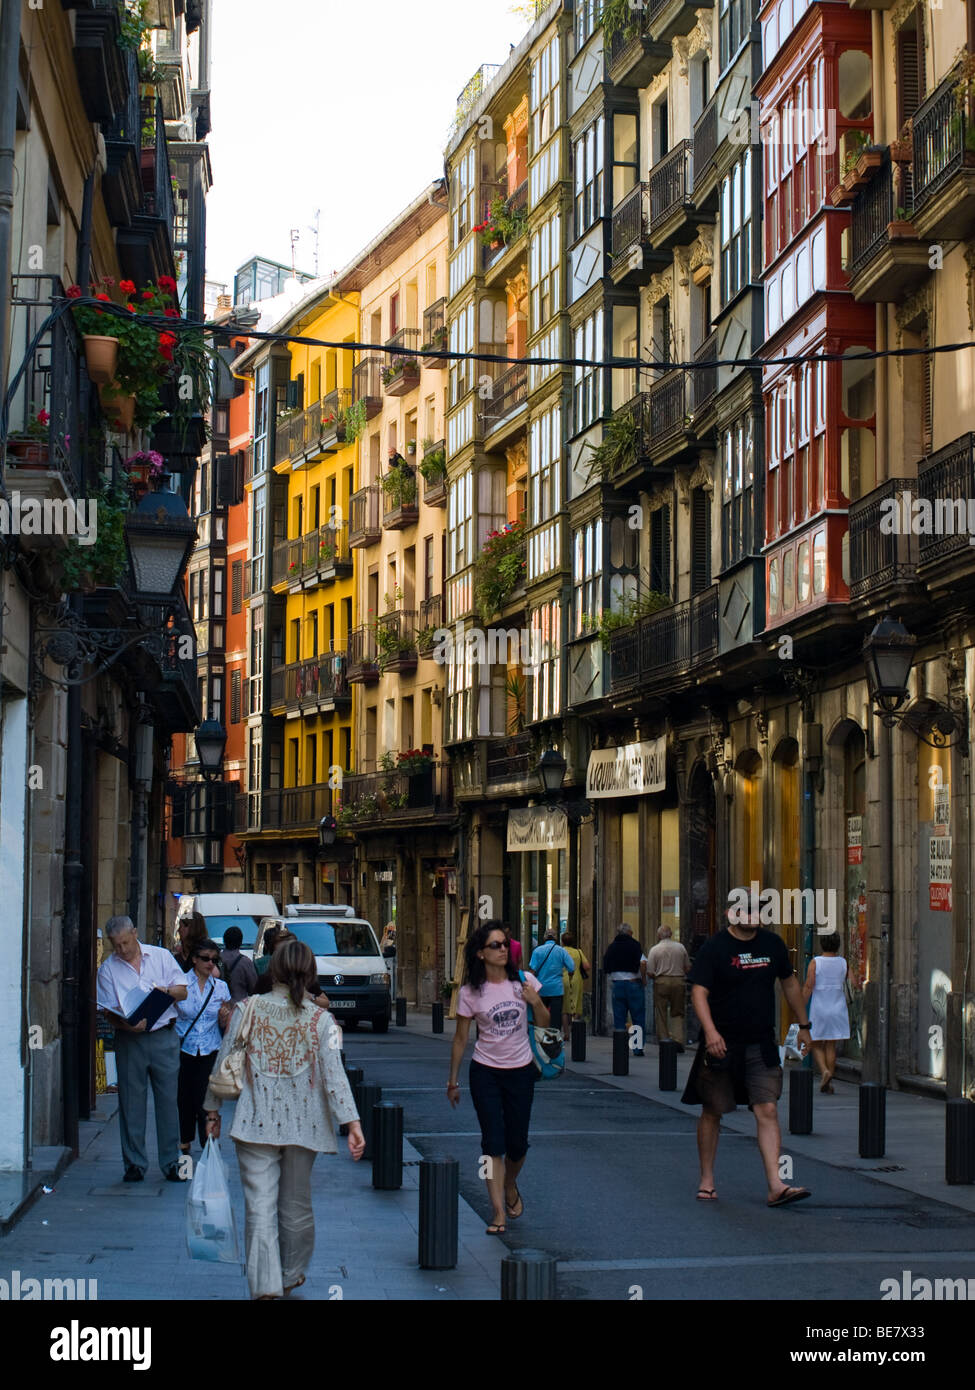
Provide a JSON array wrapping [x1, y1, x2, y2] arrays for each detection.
[[208, 995, 258, 1100], [181, 982, 215, 1046], [519, 971, 565, 1080]]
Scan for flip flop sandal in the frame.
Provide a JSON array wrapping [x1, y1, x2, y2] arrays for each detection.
[[284, 1275, 306, 1295], [768, 1186, 811, 1208], [696, 1188, 718, 1201], [505, 1188, 524, 1219], [486, 1222, 507, 1236]]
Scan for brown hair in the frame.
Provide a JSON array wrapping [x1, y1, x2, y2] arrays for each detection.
[[178, 912, 207, 956], [270, 938, 318, 1008], [561, 932, 576, 948]]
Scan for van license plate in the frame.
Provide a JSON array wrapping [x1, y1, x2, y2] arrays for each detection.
[[328, 1000, 354, 1008]]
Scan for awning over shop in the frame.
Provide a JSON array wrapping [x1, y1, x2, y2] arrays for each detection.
[[506, 806, 568, 851]]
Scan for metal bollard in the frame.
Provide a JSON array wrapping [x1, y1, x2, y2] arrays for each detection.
[[395, 996, 407, 1027], [946, 1097, 975, 1185], [858, 1082, 886, 1158], [345, 1066, 364, 1092], [372, 1102, 404, 1190], [658, 1039, 677, 1091], [418, 1158, 459, 1269], [354, 1083, 382, 1161], [571, 1019, 586, 1062], [789, 1067, 814, 1135], [612, 1029, 629, 1076], [432, 1001, 444, 1033], [501, 1249, 557, 1300]]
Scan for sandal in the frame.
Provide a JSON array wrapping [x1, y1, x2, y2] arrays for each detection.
[[505, 1187, 524, 1220], [283, 1274, 305, 1296], [486, 1221, 507, 1236], [696, 1187, 718, 1201], [767, 1186, 811, 1208]]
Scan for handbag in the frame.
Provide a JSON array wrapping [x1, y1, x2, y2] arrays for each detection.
[[207, 995, 257, 1100], [519, 971, 565, 1080]]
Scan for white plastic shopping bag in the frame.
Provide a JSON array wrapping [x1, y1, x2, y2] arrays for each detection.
[[185, 1137, 240, 1263], [779, 1023, 804, 1065]]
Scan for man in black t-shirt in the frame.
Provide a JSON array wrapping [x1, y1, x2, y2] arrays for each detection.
[[684, 890, 814, 1208]]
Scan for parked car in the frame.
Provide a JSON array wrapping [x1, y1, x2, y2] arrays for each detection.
[[255, 905, 391, 1032], [175, 893, 279, 957]]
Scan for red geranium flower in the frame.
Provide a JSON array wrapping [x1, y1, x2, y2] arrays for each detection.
[[126, 304, 137, 313], [119, 280, 136, 295], [66, 285, 82, 299], [37, 409, 50, 426], [164, 307, 180, 318], [159, 330, 178, 362], [95, 293, 111, 302], [101, 277, 116, 288], [158, 275, 178, 294], [142, 290, 154, 300]]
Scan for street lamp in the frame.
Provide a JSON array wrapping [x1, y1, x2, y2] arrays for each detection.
[[124, 480, 198, 600], [318, 814, 337, 849], [862, 615, 917, 720], [535, 747, 567, 798], [195, 719, 227, 779]]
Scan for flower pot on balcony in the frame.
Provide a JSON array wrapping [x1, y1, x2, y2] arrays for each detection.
[[6, 439, 50, 466], [99, 385, 136, 433], [855, 150, 883, 180], [886, 219, 917, 239], [829, 182, 850, 207], [83, 334, 119, 386], [889, 138, 912, 162]]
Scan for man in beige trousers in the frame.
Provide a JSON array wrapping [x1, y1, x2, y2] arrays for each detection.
[[645, 925, 690, 1051]]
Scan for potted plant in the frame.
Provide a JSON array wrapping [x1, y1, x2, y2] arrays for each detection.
[[419, 439, 447, 483], [406, 439, 417, 457], [6, 409, 51, 464], [596, 590, 671, 648], [124, 448, 165, 500], [318, 539, 336, 564], [888, 206, 916, 238], [397, 748, 434, 774], [473, 516, 527, 623], [59, 476, 130, 592], [585, 405, 639, 482], [66, 285, 119, 385], [381, 467, 418, 510], [415, 624, 437, 655]]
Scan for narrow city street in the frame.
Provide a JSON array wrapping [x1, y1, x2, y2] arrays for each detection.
[[344, 1022, 975, 1302]]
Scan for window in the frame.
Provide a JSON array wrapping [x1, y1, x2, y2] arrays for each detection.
[[251, 486, 266, 593], [446, 634, 474, 742], [612, 112, 638, 208], [531, 32, 560, 151], [451, 145, 476, 250], [449, 300, 475, 406], [574, 116, 605, 236], [573, 309, 603, 432], [719, 0, 751, 72], [447, 468, 473, 578], [720, 150, 752, 305], [575, 0, 600, 47], [650, 505, 671, 596], [691, 489, 712, 594], [529, 210, 560, 332], [529, 601, 561, 722], [210, 674, 223, 725], [721, 414, 755, 569], [254, 363, 269, 474], [232, 560, 242, 614], [529, 404, 562, 527], [895, 11, 926, 129], [212, 566, 224, 619], [573, 518, 603, 638]]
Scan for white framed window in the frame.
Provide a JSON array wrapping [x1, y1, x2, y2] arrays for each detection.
[[530, 210, 561, 333], [529, 404, 562, 528], [451, 145, 476, 251], [574, 117, 605, 236], [531, 33, 560, 152], [573, 309, 603, 432], [449, 300, 476, 406], [720, 149, 752, 306], [447, 468, 473, 577], [572, 518, 602, 638], [446, 637, 474, 742], [529, 600, 561, 721]]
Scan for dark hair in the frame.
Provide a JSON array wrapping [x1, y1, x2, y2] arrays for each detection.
[[561, 931, 576, 948], [178, 912, 207, 957], [463, 920, 519, 992], [192, 937, 220, 958], [223, 925, 243, 950], [262, 925, 282, 957], [270, 939, 318, 1008], [818, 933, 842, 954]]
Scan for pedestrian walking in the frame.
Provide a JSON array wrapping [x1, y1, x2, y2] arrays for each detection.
[[254, 925, 330, 1008], [505, 927, 523, 971], [172, 910, 207, 973], [95, 915, 189, 1183], [559, 931, 589, 1041], [682, 890, 814, 1206], [218, 925, 258, 1003], [447, 920, 549, 1235], [204, 940, 365, 1300], [602, 923, 646, 1053], [380, 922, 397, 1000], [802, 932, 850, 1093], [645, 925, 690, 1051], [528, 929, 575, 1031], [176, 938, 230, 1156]]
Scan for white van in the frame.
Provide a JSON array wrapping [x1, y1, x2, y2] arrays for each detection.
[[175, 893, 279, 955], [254, 905, 391, 1032]]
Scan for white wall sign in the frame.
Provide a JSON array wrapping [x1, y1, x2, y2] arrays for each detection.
[[585, 738, 667, 798], [507, 807, 569, 852]]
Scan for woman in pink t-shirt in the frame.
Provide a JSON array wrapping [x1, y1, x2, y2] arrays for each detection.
[[448, 920, 549, 1235]]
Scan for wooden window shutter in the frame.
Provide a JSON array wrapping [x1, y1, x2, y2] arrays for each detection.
[[232, 560, 242, 614], [651, 504, 672, 596], [896, 16, 925, 127], [170, 785, 186, 839], [231, 669, 242, 724], [691, 489, 712, 594], [921, 323, 932, 456]]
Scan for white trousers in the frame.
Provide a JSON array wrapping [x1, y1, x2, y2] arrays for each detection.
[[235, 1140, 317, 1299]]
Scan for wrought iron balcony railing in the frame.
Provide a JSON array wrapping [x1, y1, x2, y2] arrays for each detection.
[[350, 484, 381, 546], [480, 363, 528, 433], [648, 367, 687, 440], [691, 333, 718, 414], [848, 478, 919, 599], [610, 587, 718, 691], [612, 181, 648, 258], [913, 68, 970, 214], [693, 97, 718, 190], [6, 276, 84, 493], [276, 654, 350, 709], [649, 140, 694, 230], [917, 431, 975, 565]]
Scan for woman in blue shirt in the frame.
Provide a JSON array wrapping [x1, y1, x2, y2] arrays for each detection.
[[176, 939, 230, 1155]]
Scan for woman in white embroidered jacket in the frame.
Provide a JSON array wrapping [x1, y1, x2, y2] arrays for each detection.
[[204, 939, 365, 1300]]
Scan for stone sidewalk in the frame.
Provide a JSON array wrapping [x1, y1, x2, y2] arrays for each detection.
[[0, 1081, 505, 1301], [399, 1012, 975, 1212]]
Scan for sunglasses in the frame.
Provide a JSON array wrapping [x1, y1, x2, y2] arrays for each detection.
[[483, 941, 508, 951], [195, 954, 219, 964]]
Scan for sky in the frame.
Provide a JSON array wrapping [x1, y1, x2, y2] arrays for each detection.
[[205, 0, 535, 290]]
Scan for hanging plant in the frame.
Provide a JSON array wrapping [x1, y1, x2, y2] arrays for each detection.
[[585, 405, 639, 482], [473, 516, 527, 623], [59, 476, 131, 591]]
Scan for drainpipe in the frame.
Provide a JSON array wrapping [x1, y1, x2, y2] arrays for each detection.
[[877, 716, 893, 1088], [0, 0, 22, 409]]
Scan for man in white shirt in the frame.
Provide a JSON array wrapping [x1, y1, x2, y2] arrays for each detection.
[[645, 925, 691, 1050], [96, 915, 188, 1182]]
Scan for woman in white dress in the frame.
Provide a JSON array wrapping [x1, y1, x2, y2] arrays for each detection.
[[802, 933, 850, 1093]]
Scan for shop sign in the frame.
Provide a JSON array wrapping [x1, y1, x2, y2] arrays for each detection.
[[846, 816, 862, 865], [375, 869, 394, 882], [585, 738, 666, 798], [507, 806, 568, 851], [930, 836, 952, 911]]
